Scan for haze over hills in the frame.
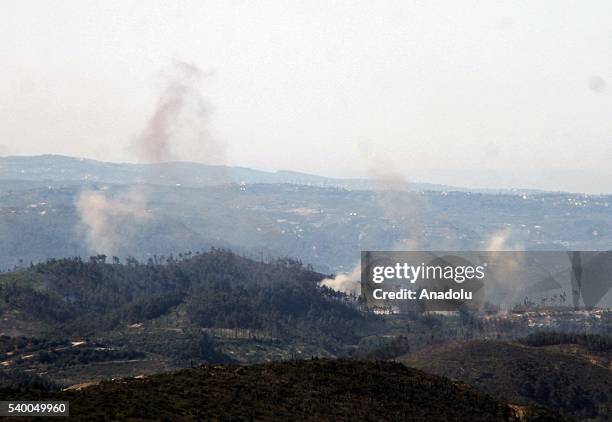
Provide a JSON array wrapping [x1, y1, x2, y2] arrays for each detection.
[[4, 1, 612, 419], [0, 154, 458, 192], [1, 155, 611, 308], [1, 159, 610, 419], [3, 154, 609, 194]]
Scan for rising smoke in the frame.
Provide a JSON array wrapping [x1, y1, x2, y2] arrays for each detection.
[[370, 161, 425, 251], [319, 265, 361, 295], [485, 227, 522, 251], [76, 188, 150, 254], [130, 61, 221, 164], [321, 156, 428, 296], [77, 61, 222, 255]]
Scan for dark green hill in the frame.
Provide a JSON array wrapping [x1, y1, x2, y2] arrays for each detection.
[[0, 359, 559, 421], [0, 250, 363, 341], [400, 340, 612, 421], [0, 250, 375, 380]]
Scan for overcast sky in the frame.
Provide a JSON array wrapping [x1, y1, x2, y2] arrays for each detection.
[[1, 1, 611, 192]]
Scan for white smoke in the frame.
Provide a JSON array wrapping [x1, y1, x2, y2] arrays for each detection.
[[486, 228, 522, 251], [76, 188, 150, 254], [320, 265, 361, 295], [320, 153, 428, 296], [484, 228, 526, 304]]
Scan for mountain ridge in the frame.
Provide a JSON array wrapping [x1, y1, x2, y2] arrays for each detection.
[[0, 154, 540, 194]]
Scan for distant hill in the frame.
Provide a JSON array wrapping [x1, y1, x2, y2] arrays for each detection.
[[0, 154, 456, 191], [1, 167, 611, 277], [0, 359, 560, 421], [400, 340, 612, 421], [1, 155, 611, 305]]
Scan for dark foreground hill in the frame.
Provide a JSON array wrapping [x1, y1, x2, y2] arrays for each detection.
[[0, 359, 559, 421], [400, 340, 612, 421]]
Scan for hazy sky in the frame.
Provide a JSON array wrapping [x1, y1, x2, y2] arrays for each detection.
[[1, 1, 611, 192]]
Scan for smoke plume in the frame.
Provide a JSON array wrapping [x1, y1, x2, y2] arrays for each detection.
[[483, 228, 527, 304], [485, 228, 522, 251], [368, 158, 428, 250], [76, 188, 150, 254], [130, 61, 221, 164], [320, 265, 361, 295], [77, 61, 222, 255]]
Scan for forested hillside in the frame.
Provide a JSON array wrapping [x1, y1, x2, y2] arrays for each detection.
[[0, 250, 381, 386], [0, 359, 561, 421], [2, 252, 609, 421], [400, 340, 612, 421], [0, 249, 368, 340]]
